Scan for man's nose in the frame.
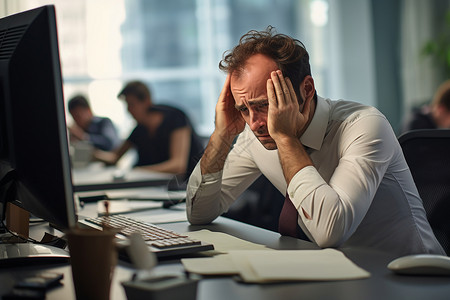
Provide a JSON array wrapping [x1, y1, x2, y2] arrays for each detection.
[[248, 110, 265, 131]]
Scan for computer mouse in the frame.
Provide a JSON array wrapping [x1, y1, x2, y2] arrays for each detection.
[[387, 254, 450, 275]]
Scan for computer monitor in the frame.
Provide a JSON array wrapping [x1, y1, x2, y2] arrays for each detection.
[[0, 5, 76, 263]]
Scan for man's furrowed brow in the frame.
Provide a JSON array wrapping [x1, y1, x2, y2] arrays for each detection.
[[235, 99, 268, 111], [235, 103, 246, 111], [248, 99, 268, 106]]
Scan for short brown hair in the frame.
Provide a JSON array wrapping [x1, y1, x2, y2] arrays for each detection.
[[219, 26, 315, 102], [68, 95, 90, 112], [118, 80, 152, 102]]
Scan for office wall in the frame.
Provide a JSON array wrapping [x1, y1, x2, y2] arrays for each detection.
[[328, 0, 377, 107], [371, 0, 403, 133]]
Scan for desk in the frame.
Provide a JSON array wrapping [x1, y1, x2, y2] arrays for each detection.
[[1, 205, 450, 300], [71, 163, 175, 192]]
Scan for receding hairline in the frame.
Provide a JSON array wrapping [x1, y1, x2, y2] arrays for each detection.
[[230, 53, 279, 81]]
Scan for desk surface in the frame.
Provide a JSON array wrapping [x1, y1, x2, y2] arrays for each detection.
[[71, 164, 175, 192], [1, 206, 450, 300]]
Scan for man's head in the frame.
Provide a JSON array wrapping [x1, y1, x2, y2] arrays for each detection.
[[220, 27, 315, 104], [68, 95, 93, 130], [220, 27, 316, 149], [118, 81, 153, 123], [431, 80, 450, 128]]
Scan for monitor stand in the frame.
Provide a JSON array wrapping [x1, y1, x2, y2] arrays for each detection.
[[0, 242, 69, 267], [0, 203, 70, 267]]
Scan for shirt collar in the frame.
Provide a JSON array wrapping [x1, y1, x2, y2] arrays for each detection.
[[300, 96, 329, 151]]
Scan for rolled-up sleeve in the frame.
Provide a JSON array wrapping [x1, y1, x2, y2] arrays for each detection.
[[186, 163, 224, 224], [186, 132, 262, 225], [288, 114, 395, 248]]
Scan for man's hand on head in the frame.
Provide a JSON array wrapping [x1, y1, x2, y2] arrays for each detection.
[[267, 70, 312, 143], [215, 73, 246, 141]]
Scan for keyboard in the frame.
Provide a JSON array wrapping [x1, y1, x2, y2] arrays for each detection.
[[79, 214, 214, 258]]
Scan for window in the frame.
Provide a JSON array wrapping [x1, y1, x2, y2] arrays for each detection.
[[5, 0, 331, 137]]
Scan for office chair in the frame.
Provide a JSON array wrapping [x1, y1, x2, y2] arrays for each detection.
[[398, 129, 450, 255]]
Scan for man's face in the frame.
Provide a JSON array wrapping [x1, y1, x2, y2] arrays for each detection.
[[124, 94, 149, 124], [70, 107, 92, 130], [230, 54, 279, 150]]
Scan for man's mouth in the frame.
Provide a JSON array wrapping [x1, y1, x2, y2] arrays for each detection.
[[256, 134, 272, 140]]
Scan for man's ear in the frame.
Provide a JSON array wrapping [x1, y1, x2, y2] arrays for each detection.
[[298, 76, 315, 111], [300, 75, 315, 102]]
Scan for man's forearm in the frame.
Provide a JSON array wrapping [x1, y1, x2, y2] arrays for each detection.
[[276, 137, 313, 184], [200, 131, 236, 174]]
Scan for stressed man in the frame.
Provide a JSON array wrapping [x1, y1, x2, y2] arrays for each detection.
[[186, 28, 444, 256]]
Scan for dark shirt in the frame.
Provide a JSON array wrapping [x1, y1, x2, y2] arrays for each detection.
[[127, 105, 203, 177], [87, 117, 121, 151], [402, 105, 437, 133]]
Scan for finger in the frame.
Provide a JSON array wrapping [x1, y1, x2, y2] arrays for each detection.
[[267, 78, 277, 107], [219, 74, 231, 101], [276, 70, 292, 105], [271, 71, 285, 106], [218, 74, 236, 113], [286, 78, 299, 108]]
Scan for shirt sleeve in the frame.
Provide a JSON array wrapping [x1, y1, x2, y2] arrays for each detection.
[[287, 114, 397, 248], [88, 118, 120, 151], [167, 108, 189, 131], [186, 132, 261, 225]]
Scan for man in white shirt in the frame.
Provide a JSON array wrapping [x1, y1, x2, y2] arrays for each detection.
[[186, 28, 445, 256]]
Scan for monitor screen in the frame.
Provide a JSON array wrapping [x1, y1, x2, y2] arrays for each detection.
[[0, 5, 76, 230]]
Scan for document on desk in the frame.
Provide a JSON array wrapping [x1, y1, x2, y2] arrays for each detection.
[[185, 229, 269, 255], [182, 248, 370, 283]]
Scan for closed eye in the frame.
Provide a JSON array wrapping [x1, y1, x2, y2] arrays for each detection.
[[237, 106, 249, 116]]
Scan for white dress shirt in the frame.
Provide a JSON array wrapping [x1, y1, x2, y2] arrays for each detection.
[[186, 96, 445, 256]]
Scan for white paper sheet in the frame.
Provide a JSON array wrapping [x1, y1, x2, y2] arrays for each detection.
[[229, 249, 370, 283], [182, 248, 370, 283]]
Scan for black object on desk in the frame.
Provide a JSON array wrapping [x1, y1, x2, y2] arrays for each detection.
[[3, 272, 63, 300], [122, 275, 198, 300]]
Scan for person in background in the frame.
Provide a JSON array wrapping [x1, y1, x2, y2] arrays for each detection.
[[68, 95, 121, 151], [402, 79, 450, 132], [94, 81, 203, 178], [186, 27, 445, 257]]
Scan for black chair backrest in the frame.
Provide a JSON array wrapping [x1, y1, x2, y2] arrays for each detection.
[[398, 129, 450, 255]]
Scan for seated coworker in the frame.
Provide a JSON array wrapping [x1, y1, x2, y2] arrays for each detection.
[[402, 79, 450, 132], [68, 95, 121, 151], [94, 81, 203, 178]]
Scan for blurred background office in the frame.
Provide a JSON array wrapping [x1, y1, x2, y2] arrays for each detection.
[[2, 0, 449, 138]]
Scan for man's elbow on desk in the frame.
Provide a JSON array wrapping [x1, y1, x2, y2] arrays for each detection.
[[186, 210, 217, 225], [186, 197, 221, 225], [301, 206, 348, 249], [312, 233, 345, 249]]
